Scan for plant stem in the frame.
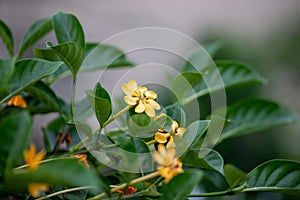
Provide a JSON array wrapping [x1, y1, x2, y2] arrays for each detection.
[[69, 105, 132, 153], [102, 105, 132, 127], [36, 186, 92, 200], [88, 171, 160, 200], [146, 139, 156, 146]]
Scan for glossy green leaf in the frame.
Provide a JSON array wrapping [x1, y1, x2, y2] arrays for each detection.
[[224, 164, 246, 188], [219, 99, 296, 143], [26, 81, 65, 115], [180, 61, 266, 105], [0, 58, 15, 98], [52, 11, 85, 49], [47, 42, 84, 77], [33, 47, 60, 61], [87, 83, 112, 127], [176, 120, 210, 155], [0, 20, 14, 56], [161, 169, 203, 200], [0, 111, 32, 177], [0, 59, 63, 103], [2, 158, 107, 196], [81, 44, 134, 71], [18, 18, 52, 57], [182, 40, 223, 72], [245, 159, 300, 194], [182, 149, 224, 175], [162, 103, 186, 127]]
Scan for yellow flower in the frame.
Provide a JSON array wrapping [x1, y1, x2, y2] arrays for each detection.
[[154, 120, 186, 146], [153, 144, 183, 183], [28, 183, 49, 197], [7, 95, 27, 108], [71, 154, 89, 167], [23, 143, 46, 170], [122, 80, 160, 117]]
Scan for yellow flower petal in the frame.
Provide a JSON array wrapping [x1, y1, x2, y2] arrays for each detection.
[[124, 96, 139, 105], [145, 103, 156, 117], [146, 99, 160, 110], [122, 80, 137, 96], [7, 95, 27, 108], [154, 132, 170, 143], [166, 136, 176, 149], [28, 183, 49, 197], [171, 120, 179, 133], [135, 100, 146, 113], [145, 90, 157, 99], [175, 127, 186, 137], [23, 143, 46, 170]]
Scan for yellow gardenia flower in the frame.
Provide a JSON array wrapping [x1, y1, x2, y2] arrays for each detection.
[[154, 120, 186, 145], [7, 95, 27, 108], [153, 144, 183, 183], [28, 183, 49, 197], [23, 143, 46, 170], [122, 80, 160, 117]]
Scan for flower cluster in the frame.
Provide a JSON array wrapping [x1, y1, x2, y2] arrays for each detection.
[[7, 95, 27, 108]]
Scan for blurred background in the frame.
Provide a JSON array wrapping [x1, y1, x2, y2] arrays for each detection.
[[1, 1, 300, 199]]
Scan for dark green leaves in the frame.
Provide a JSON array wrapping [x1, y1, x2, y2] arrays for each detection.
[[47, 42, 84, 77], [87, 83, 112, 127], [219, 99, 296, 143], [0, 111, 32, 177], [1, 59, 63, 103], [161, 170, 203, 200], [176, 61, 266, 105], [18, 18, 52, 57], [0, 20, 14, 56], [245, 160, 300, 194], [52, 11, 85, 49]]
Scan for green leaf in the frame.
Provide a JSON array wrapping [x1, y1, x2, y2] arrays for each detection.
[[0, 111, 32, 177], [47, 42, 84, 77], [33, 47, 60, 61], [18, 18, 52, 57], [52, 11, 85, 49], [0, 59, 63, 104], [81, 44, 134, 71], [2, 158, 107, 196], [0, 20, 14, 56], [180, 61, 266, 105], [162, 103, 186, 127], [26, 81, 65, 115], [87, 83, 112, 127], [245, 159, 300, 194], [176, 120, 210, 156], [182, 149, 224, 175], [224, 164, 246, 188], [0, 58, 15, 98], [219, 99, 296, 143], [161, 169, 203, 200], [182, 40, 223, 72]]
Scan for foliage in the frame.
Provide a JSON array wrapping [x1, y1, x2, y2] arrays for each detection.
[[0, 11, 298, 200]]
